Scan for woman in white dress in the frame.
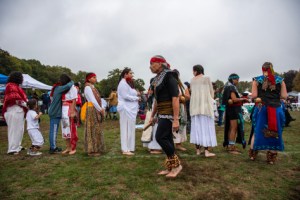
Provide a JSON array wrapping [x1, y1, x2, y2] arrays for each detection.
[[117, 68, 140, 156], [190, 65, 217, 157]]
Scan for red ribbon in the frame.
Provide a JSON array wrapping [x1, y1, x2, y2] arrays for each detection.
[[262, 67, 275, 85], [267, 106, 277, 132]]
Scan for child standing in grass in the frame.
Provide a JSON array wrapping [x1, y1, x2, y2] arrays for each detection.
[[26, 99, 44, 156]]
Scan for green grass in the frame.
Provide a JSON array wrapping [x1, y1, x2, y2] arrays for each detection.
[[0, 112, 300, 200]]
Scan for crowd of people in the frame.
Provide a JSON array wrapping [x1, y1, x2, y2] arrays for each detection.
[[2, 57, 295, 178]]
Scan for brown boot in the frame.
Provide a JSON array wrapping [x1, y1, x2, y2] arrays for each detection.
[[267, 151, 277, 164], [248, 149, 258, 161], [227, 145, 241, 155]]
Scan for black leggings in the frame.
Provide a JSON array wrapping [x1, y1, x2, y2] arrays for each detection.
[[155, 118, 175, 157]]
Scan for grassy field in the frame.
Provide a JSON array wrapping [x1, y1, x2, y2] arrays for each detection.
[[0, 111, 299, 200]]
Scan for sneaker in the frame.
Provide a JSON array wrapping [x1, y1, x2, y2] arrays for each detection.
[[30, 151, 42, 156], [7, 151, 19, 155], [49, 147, 62, 154]]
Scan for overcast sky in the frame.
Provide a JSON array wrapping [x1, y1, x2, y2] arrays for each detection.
[[0, 0, 299, 88]]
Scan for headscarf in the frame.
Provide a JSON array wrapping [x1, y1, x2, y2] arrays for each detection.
[[228, 74, 240, 82]]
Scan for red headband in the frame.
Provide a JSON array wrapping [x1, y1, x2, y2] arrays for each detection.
[[86, 73, 96, 82], [150, 57, 166, 64]]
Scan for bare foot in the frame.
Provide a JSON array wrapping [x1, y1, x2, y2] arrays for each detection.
[[176, 145, 187, 151], [166, 165, 182, 178], [122, 151, 134, 156], [157, 170, 171, 175], [150, 150, 162, 154], [62, 149, 70, 154], [229, 150, 241, 155], [69, 150, 76, 155], [205, 150, 216, 157]]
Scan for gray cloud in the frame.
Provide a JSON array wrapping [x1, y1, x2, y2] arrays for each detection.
[[1, 0, 299, 88]]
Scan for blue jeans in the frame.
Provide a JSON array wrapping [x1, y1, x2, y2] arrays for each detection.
[[218, 109, 224, 126], [49, 118, 61, 150]]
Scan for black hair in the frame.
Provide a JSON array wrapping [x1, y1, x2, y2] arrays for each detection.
[[7, 71, 23, 84], [193, 65, 204, 75], [60, 74, 71, 85], [27, 99, 37, 110], [228, 73, 239, 83], [184, 81, 190, 88], [119, 67, 132, 82], [172, 69, 180, 80], [74, 82, 80, 87]]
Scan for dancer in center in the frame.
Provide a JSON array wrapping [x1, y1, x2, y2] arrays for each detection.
[[149, 55, 182, 178]]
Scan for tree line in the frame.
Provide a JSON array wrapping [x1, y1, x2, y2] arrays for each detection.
[[1, 48, 299, 97], [0, 49, 145, 97]]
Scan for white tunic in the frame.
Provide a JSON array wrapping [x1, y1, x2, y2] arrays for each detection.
[[117, 79, 139, 120]]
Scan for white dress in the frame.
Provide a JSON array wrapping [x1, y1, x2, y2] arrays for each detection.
[[189, 75, 217, 147], [117, 79, 139, 152]]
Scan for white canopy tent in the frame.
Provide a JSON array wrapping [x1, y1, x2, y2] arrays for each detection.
[[21, 74, 52, 90]]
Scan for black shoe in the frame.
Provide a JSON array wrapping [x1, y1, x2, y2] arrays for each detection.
[[49, 147, 62, 154], [291, 118, 296, 121]]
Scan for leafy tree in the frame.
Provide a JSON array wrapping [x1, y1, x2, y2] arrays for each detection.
[[236, 81, 252, 93], [292, 71, 300, 92], [74, 71, 88, 86], [98, 68, 145, 97], [214, 79, 224, 89], [282, 70, 298, 92], [1, 49, 145, 96]]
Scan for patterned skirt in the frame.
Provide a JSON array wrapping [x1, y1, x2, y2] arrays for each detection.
[[84, 106, 105, 153]]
